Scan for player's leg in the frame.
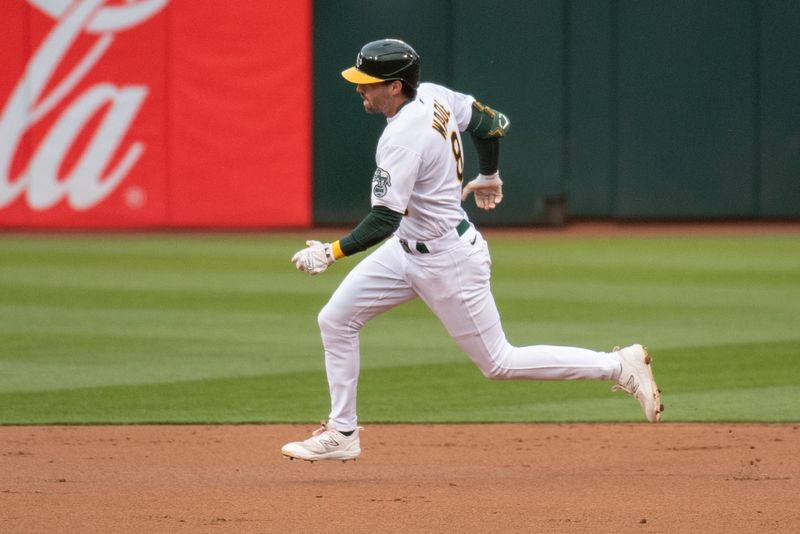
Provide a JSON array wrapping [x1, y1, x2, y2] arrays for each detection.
[[317, 239, 416, 431], [414, 229, 620, 381], [413, 229, 661, 421], [282, 240, 416, 461]]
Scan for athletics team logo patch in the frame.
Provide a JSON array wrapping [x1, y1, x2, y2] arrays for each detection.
[[372, 168, 391, 198]]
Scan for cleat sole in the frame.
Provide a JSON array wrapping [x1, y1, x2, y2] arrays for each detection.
[[283, 453, 358, 464], [642, 346, 662, 422]]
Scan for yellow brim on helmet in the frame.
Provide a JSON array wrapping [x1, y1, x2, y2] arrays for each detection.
[[341, 66, 385, 84]]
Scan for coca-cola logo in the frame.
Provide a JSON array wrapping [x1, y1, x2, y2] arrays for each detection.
[[0, 0, 168, 212]]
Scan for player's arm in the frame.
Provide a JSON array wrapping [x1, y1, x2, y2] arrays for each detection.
[[461, 101, 510, 210], [291, 205, 402, 275], [333, 205, 403, 258]]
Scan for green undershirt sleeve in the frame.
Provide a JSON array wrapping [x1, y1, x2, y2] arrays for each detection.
[[470, 135, 500, 175], [337, 205, 403, 257]]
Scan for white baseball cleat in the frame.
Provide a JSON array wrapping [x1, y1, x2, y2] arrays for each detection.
[[281, 422, 362, 462], [612, 344, 664, 422]]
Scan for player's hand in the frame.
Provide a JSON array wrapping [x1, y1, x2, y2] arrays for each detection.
[[461, 172, 503, 210], [291, 240, 336, 275]]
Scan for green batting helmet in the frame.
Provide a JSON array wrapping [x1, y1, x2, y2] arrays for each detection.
[[341, 39, 420, 88]]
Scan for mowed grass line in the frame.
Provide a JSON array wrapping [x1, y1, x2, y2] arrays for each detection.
[[0, 232, 798, 424]]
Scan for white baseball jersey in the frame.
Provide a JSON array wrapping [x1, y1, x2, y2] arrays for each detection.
[[371, 83, 474, 242]]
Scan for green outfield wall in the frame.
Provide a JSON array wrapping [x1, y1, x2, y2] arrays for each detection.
[[313, 0, 800, 225]]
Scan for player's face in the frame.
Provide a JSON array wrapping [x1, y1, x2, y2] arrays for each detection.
[[356, 82, 400, 116]]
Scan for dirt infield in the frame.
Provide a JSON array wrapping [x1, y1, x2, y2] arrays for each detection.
[[2, 423, 798, 533]]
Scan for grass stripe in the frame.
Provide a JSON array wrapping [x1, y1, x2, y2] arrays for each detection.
[[1, 233, 798, 424]]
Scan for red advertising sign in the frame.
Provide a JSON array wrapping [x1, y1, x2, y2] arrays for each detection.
[[0, 0, 311, 228]]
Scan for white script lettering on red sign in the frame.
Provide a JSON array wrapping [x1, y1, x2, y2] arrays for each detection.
[[0, 0, 168, 217]]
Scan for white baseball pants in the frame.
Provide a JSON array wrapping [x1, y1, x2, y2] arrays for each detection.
[[318, 225, 621, 431]]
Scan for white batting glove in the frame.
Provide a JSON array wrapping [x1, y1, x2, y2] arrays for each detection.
[[291, 240, 336, 275], [461, 172, 503, 210]]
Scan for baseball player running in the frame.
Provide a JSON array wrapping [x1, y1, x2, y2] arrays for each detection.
[[282, 39, 663, 463]]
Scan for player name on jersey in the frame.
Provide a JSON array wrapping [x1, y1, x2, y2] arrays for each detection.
[[431, 99, 452, 140]]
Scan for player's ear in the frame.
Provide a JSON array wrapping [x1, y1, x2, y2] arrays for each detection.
[[388, 80, 403, 95]]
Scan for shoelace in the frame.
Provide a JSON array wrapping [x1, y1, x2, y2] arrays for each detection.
[[611, 376, 638, 396], [306, 422, 343, 450], [311, 421, 330, 437], [609, 346, 637, 395], [310, 421, 364, 440]]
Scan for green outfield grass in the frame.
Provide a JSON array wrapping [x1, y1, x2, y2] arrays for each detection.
[[1, 230, 798, 424]]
